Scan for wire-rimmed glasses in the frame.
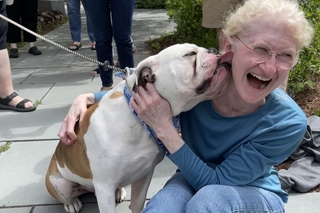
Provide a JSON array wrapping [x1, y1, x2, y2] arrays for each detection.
[[234, 35, 298, 69]]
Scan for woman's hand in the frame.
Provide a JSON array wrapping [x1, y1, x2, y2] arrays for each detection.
[[130, 83, 184, 153], [130, 83, 173, 135], [58, 93, 95, 145]]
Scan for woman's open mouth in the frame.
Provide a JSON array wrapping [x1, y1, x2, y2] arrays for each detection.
[[247, 73, 272, 89], [196, 62, 231, 94]]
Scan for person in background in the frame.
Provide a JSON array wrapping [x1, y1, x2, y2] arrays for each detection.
[[6, 0, 42, 58], [58, 0, 314, 212], [0, 0, 36, 112], [202, 0, 243, 52], [66, 0, 96, 51], [81, 0, 135, 91]]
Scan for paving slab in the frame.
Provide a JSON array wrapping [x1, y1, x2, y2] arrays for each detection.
[[0, 141, 59, 206], [21, 67, 94, 85], [286, 192, 320, 213], [0, 103, 69, 141], [0, 208, 32, 213], [10, 68, 37, 85]]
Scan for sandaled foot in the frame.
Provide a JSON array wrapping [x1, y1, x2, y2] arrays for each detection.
[[0, 92, 36, 112], [90, 67, 100, 75], [114, 60, 120, 68], [69, 42, 82, 51], [91, 42, 96, 50], [132, 44, 137, 53]]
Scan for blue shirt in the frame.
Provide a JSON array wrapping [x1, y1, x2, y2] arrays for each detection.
[[94, 88, 306, 203]]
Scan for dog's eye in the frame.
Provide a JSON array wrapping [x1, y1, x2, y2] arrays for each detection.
[[183, 51, 197, 57]]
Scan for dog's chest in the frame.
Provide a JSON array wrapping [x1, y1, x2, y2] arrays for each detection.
[[83, 94, 163, 184]]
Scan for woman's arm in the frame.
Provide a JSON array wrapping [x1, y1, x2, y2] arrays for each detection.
[[58, 91, 109, 145]]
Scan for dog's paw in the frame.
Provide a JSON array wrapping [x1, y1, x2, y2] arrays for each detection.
[[64, 198, 82, 213], [115, 187, 126, 203]]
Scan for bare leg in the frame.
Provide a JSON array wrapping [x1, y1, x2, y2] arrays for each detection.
[[0, 49, 34, 109], [9, 43, 17, 49]]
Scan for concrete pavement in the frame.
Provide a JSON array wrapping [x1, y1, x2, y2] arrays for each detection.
[[0, 7, 319, 213]]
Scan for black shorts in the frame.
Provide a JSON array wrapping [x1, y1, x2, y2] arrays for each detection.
[[0, 1, 8, 50]]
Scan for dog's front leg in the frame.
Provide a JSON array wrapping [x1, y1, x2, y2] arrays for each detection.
[[129, 169, 155, 213], [94, 183, 116, 213]]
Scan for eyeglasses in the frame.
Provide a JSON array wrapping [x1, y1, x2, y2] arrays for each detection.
[[234, 35, 298, 69]]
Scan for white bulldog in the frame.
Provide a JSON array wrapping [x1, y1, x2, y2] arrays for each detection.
[[45, 43, 232, 213]]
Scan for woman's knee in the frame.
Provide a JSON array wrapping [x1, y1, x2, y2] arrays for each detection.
[[142, 172, 195, 212], [186, 185, 285, 213]]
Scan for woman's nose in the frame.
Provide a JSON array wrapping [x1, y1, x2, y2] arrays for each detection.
[[261, 54, 277, 75]]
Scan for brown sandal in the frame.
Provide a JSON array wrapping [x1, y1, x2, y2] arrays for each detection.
[[69, 42, 82, 51]]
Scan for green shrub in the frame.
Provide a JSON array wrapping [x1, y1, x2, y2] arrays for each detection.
[[165, 0, 320, 96], [135, 0, 166, 9], [166, 0, 217, 48], [288, 0, 320, 95]]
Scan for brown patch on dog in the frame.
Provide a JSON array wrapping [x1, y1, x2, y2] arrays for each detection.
[[46, 103, 100, 202], [50, 103, 100, 180], [110, 91, 123, 99], [133, 67, 156, 92]]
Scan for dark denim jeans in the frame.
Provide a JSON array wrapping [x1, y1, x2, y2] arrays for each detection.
[[82, 0, 135, 87]]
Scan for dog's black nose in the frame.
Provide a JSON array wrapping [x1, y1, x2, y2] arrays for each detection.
[[208, 48, 219, 54]]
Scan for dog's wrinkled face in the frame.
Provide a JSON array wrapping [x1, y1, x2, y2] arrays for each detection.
[[134, 43, 232, 115]]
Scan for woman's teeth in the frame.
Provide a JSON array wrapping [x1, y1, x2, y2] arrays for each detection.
[[250, 73, 270, 81], [247, 73, 271, 90]]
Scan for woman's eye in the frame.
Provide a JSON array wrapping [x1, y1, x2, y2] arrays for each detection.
[[184, 51, 197, 57], [254, 47, 269, 55]]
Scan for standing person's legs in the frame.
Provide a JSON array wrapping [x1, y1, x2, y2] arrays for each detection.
[[82, 7, 95, 47], [185, 185, 285, 213], [6, 0, 21, 44], [21, 0, 41, 55], [0, 1, 36, 112], [141, 172, 195, 213], [111, 0, 135, 69], [6, 0, 21, 58], [82, 0, 113, 89], [66, 0, 82, 50]]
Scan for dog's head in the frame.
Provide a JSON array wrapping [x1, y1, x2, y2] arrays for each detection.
[[133, 43, 232, 116]]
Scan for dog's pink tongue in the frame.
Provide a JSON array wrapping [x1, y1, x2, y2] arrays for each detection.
[[248, 74, 263, 89]]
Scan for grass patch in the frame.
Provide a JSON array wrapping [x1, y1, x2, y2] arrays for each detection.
[[0, 142, 12, 155]]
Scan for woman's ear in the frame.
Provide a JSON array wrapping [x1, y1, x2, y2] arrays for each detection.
[[222, 37, 232, 53]]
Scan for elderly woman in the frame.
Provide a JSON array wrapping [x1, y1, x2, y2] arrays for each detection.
[[58, 0, 314, 212]]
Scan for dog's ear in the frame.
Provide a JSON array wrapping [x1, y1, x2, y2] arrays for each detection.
[[133, 67, 156, 92], [132, 56, 158, 92]]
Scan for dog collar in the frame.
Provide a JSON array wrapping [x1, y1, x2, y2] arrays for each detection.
[[114, 67, 135, 79], [121, 80, 180, 153]]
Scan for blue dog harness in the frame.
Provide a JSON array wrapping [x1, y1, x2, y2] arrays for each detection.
[[115, 69, 180, 153]]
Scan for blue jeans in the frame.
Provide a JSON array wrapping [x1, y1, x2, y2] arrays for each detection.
[[82, 0, 135, 87], [66, 0, 95, 42], [142, 172, 285, 213]]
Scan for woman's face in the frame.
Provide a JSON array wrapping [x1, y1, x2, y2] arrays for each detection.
[[227, 22, 298, 103]]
